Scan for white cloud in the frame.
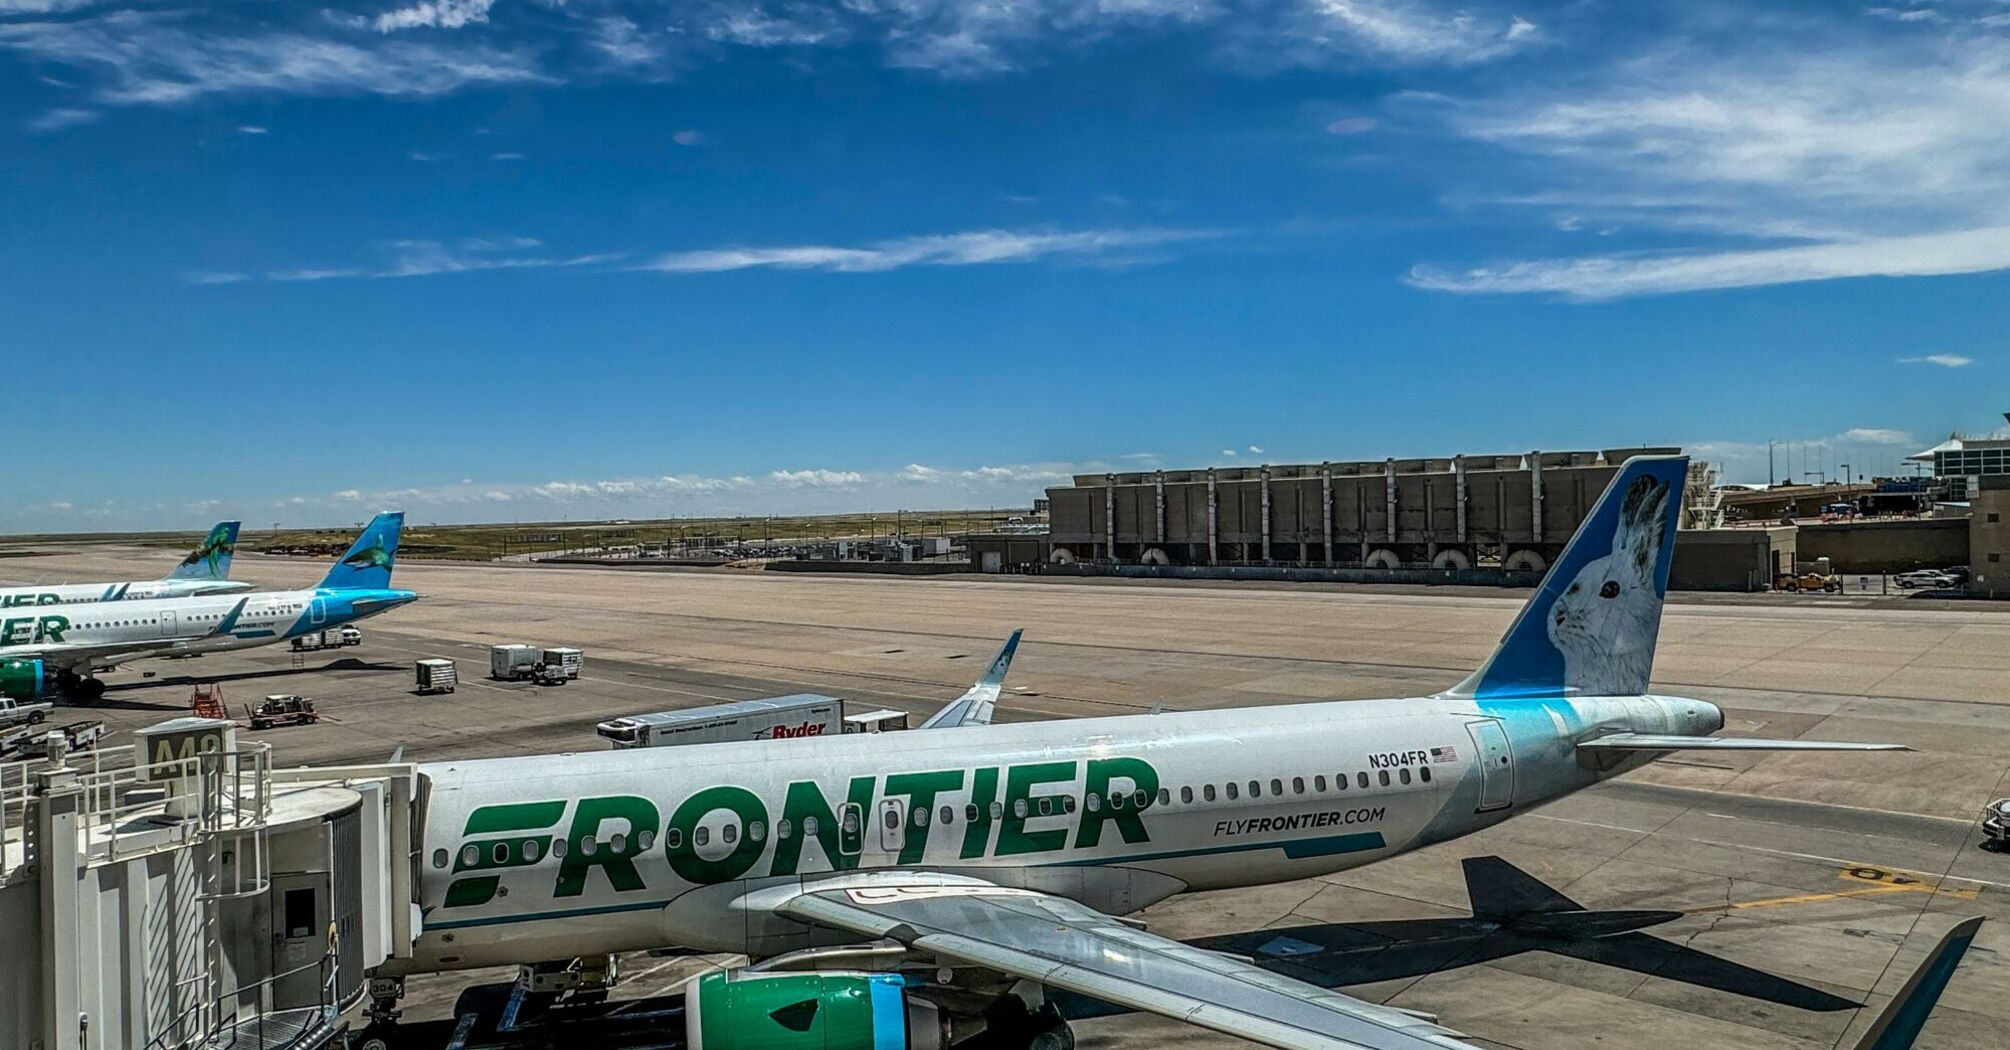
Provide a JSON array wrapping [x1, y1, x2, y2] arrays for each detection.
[[333, 488, 363, 500], [589, 16, 661, 67], [1898, 354, 1975, 368], [1411, 22, 2010, 297], [1324, 116, 1376, 135], [185, 270, 249, 285], [0, 12, 549, 107], [27, 107, 96, 131], [1841, 428, 1913, 445], [1247, 444, 1264, 454], [489, 151, 524, 161], [1225, 0, 1538, 71], [236, 124, 267, 134], [260, 238, 623, 282], [769, 469, 865, 487], [640, 227, 1221, 274], [899, 463, 943, 481], [672, 129, 702, 146], [1220, 448, 1238, 457], [1408, 226, 2010, 299], [374, 0, 498, 33], [185, 498, 219, 512]]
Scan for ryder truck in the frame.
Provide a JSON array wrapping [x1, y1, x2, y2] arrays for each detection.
[[595, 693, 909, 749]]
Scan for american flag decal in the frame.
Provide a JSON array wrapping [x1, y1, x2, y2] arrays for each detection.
[[1430, 745, 1459, 764]]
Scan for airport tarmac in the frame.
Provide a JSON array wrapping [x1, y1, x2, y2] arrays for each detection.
[[6, 546, 2009, 1050]]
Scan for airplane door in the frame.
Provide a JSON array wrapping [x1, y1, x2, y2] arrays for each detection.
[[309, 598, 327, 626], [1466, 719, 1514, 812], [877, 798, 906, 857], [160, 610, 177, 637], [838, 803, 864, 860], [270, 871, 331, 1011]]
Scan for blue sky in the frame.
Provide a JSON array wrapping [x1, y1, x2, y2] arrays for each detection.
[[3, 0, 2006, 531]]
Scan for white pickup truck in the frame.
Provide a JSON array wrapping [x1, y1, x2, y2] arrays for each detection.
[[0, 697, 54, 729]]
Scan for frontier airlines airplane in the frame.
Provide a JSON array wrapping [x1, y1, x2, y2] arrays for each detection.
[[0, 520, 249, 607], [382, 458, 1923, 1050], [0, 513, 413, 702]]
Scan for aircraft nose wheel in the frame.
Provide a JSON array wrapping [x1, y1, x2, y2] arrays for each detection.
[[1025, 1007, 1075, 1050]]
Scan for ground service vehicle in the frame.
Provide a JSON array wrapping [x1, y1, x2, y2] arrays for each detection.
[[291, 626, 363, 651], [1986, 799, 2010, 849], [540, 647, 583, 680], [596, 693, 911, 748], [10, 719, 105, 758], [0, 696, 53, 728], [489, 644, 540, 680], [1896, 570, 1957, 589], [248, 695, 319, 730], [415, 658, 457, 694], [1775, 570, 1841, 592]]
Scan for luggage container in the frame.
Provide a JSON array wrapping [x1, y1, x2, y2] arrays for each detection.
[[540, 647, 584, 680], [490, 644, 540, 680], [415, 658, 458, 694]]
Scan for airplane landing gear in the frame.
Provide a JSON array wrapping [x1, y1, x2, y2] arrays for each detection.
[[53, 671, 105, 704], [350, 976, 405, 1050]]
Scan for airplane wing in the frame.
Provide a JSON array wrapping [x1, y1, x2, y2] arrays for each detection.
[[1578, 734, 1909, 752], [8, 639, 196, 674], [920, 629, 1023, 730], [764, 872, 1480, 1050]]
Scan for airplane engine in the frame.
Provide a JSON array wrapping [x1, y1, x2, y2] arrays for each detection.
[[1, 659, 48, 701], [684, 969, 952, 1050]]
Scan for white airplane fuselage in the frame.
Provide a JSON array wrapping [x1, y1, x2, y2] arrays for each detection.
[[402, 691, 1721, 974], [0, 586, 416, 674], [0, 579, 253, 607]]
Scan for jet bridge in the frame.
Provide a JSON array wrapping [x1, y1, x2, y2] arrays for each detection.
[[0, 718, 417, 1050]]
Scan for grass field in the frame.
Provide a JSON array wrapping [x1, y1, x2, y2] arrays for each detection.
[[3, 509, 1037, 562]]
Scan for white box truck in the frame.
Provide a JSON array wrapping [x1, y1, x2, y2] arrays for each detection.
[[596, 693, 909, 749], [415, 659, 458, 694], [490, 644, 541, 681], [291, 626, 362, 652], [540, 647, 584, 680]]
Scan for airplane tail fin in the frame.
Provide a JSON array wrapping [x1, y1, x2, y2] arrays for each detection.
[[1462, 856, 1582, 919], [1849, 917, 1983, 1050], [318, 512, 404, 590], [166, 521, 241, 581], [1445, 455, 1687, 701]]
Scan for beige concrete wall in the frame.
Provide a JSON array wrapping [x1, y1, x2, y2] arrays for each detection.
[[1672, 527, 1794, 591], [1971, 482, 2010, 597], [1797, 517, 1968, 573]]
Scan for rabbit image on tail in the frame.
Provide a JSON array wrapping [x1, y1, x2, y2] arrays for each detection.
[[1545, 474, 1672, 696]]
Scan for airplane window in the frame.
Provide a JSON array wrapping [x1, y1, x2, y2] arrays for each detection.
[[1399, 768, 1412, 785], [749, 822, 765, 842], [1357, 772, 1369, 789], [1134, 790, 1150, 808], [1225, 783, 1238, 800], [581, 837, 598, 856], [1292, 777, 1304, 794], [1038, 796, 1053, 816], [964, 804, 979, 822], [913, 807, 929, 828], [460, 845, 478, 867], [841, 810, 860, 834], [989, 802, 1004, 820], [1013, 799, 1029, 818], [804, 817, 820, 837], [492, 842, 509, 864], [608, 833, 626, 853], [666, 828, 682, 849], [551, 838, 568, 858], [721, 825, 737, 844], [1419, 767, 1432, 783], [524, 840, 542, 861], [1180, 786, 1193, 804], [939, 806, 954, 826], [1062, 797, 1076, 813], [884, 808, 901, 829], [1271, 778, 1284, 796], [1086, 793, 1102, 812], [778, 819, 794, 840], [432, 849, 448, 869], [636, 831, 653, 851], [1378, 770, 1391, 787], [1248, 780, 1261, 798], [695, 827, 710, 847], [1314, 776, 1328, 792], [1203, 785, 1217, 802], [1158, 788, 1171, 806], [1109, 792, 1125, 811]]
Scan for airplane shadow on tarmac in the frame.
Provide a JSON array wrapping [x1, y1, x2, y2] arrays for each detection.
[[1058, 855, 1858, 1021], [92, 658, 404, 710]]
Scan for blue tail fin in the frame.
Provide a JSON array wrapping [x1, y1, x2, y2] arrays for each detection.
[[1850, 917, 1983, 1050], [167, 521, 241, 581], [1448, 455, 1687, 700], [318, 512, 404, 590]]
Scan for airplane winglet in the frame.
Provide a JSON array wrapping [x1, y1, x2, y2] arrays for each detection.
[[920, 629, 1024, 730], [1850, 916, 1983, 1050]]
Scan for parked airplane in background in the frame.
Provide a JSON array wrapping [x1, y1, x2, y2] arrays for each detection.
[[0, 521, 250, 607], [367, 458, 1924, 1050], [0, 513, 414, 702]]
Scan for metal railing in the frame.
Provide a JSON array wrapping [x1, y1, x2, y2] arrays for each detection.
[[145, 947, 340, 1050]]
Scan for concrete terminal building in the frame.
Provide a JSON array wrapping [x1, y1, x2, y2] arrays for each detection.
[[1043, 449, 1704, 573]]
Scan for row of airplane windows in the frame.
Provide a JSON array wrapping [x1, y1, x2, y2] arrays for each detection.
[[429, 765, 1437, 870], [68, 608, 295, 630]]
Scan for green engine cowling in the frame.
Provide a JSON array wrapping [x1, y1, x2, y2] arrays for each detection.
[[684, 969, 946, 1050], [0, 659, 46, 701]]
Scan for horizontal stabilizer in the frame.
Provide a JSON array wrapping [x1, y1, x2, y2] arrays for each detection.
[[1578, 734, 1909, 752]]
